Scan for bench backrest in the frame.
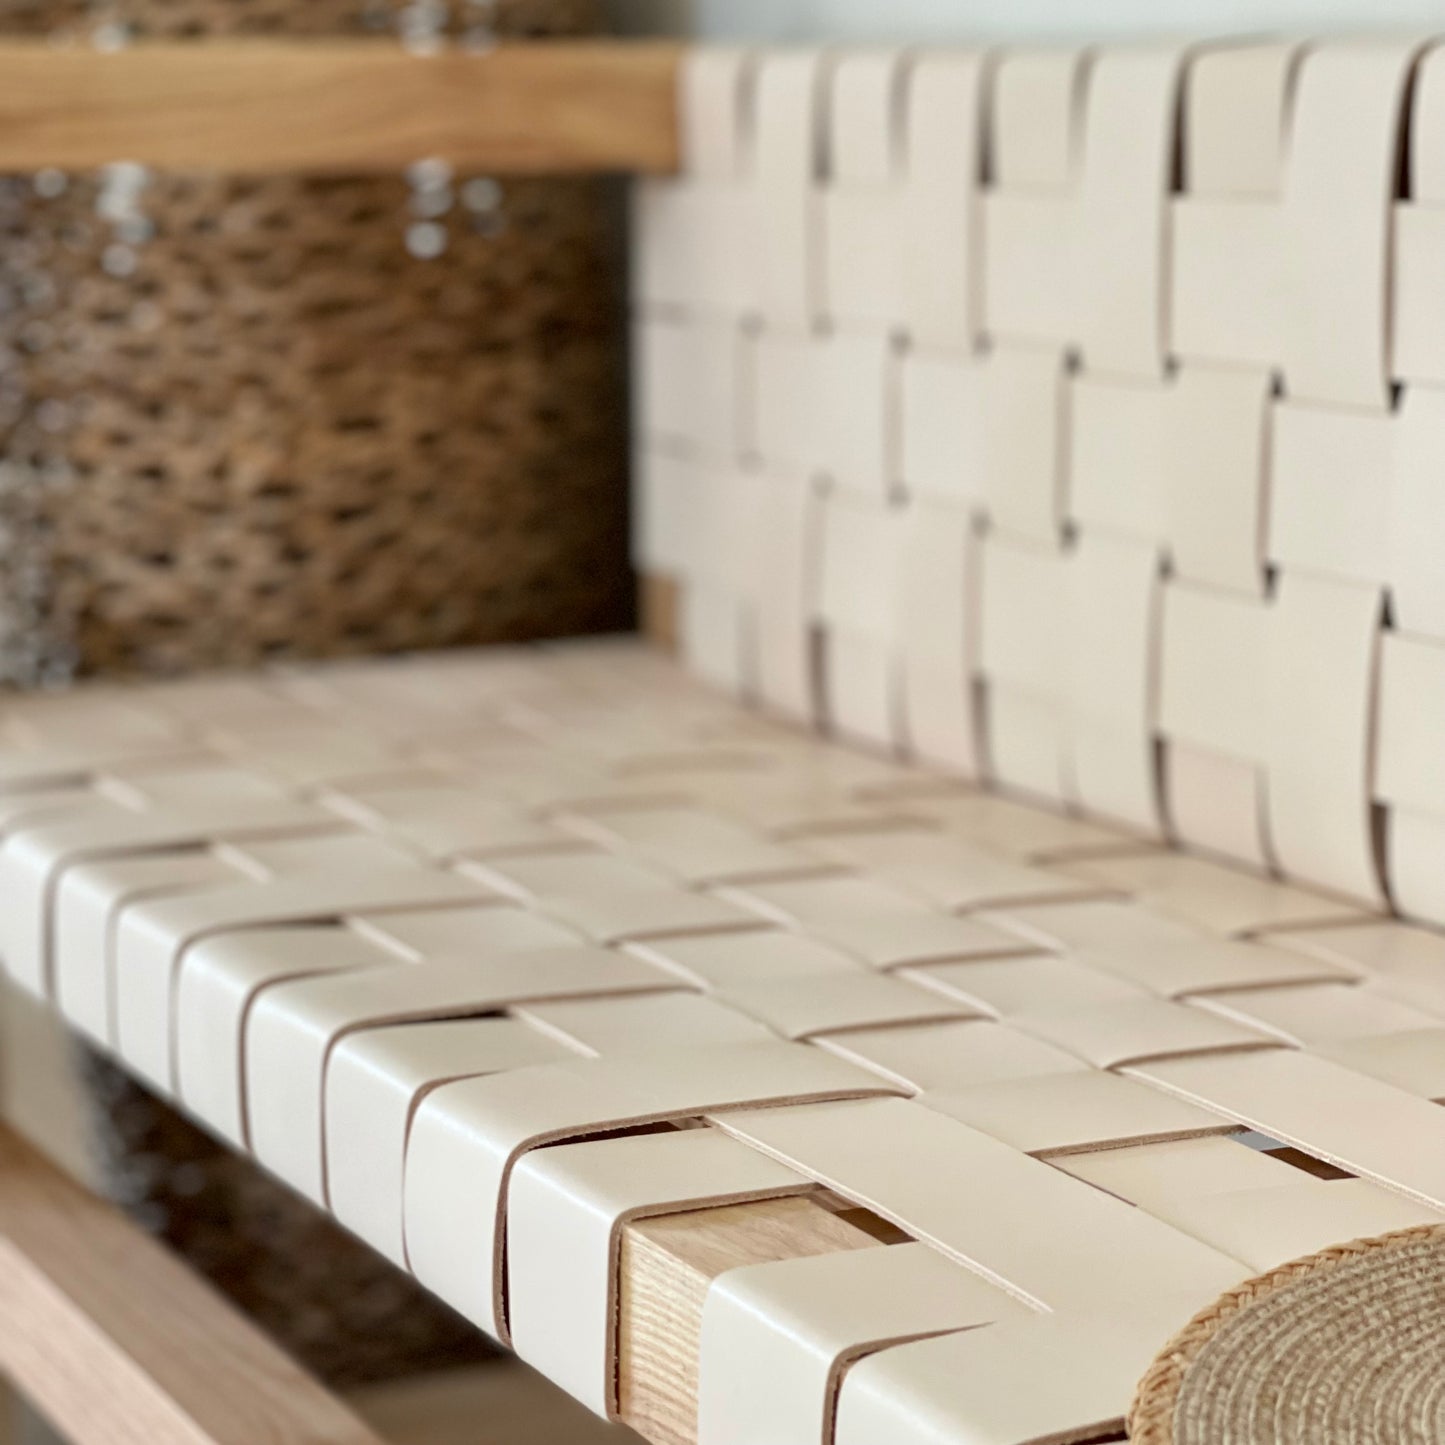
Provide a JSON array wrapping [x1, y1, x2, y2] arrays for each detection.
[[630, 40, 1445, 926]]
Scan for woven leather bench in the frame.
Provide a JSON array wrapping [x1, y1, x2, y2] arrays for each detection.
[[4, 34, 1445, 1445]]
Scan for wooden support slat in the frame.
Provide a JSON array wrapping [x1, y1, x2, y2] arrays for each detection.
[[618, 1195, 884, 1445], [0, 1119, 875, 1445], [0, 40, 681, 174], [0, 1122, 388, 1445]]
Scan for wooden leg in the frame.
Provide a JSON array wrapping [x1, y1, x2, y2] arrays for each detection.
[[0, 1123, 386, 1445], [640, 574, 680, 654]]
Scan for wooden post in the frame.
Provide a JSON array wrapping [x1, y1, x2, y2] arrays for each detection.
[[0, 1123, 388, 1445], [0, 40, 681, 174]]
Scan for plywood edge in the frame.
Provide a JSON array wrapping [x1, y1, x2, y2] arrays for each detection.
[[617, 1194, 882, 1445]]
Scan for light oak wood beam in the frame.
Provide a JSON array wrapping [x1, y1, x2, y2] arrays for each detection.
[[0, 40, 681, 174], [618, 1195, 885, 1445], [0, 1122, 389, 1445]]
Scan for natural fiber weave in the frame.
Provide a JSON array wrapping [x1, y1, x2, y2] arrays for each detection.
[[0, 0, 628, 685], [1131, 1224, 1445, 1445], [0, 166, 628, 679]]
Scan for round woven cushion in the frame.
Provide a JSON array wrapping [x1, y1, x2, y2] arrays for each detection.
[[1131, 1224, 1445, 1445]]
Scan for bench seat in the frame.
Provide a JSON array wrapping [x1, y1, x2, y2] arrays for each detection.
[[1, 638, 1442, 1443]]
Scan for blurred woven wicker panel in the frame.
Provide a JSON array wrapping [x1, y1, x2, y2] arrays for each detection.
[[0, 0, 628, 684]]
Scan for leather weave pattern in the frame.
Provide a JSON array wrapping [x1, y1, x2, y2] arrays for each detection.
[[2, 636, 1444, 1442], [632, 41, 1445, 924]]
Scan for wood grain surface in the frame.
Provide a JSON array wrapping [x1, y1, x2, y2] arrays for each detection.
[[0, 40, 681, 173]]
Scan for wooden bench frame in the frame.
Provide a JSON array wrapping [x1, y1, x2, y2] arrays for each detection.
[[0, 40, 681, 174]]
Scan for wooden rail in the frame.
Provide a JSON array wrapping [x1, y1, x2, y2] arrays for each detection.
[[610, 607, 891, 1444], [0, 1122, 388, 1445], [0, 40, 682, 174]]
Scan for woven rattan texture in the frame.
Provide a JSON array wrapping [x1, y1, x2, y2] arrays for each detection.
[[0, 0, 627, 685], [3, 637, 1445, 1442], [632, 43, 1445, 937], [1130, 1223, 1445, 1444]]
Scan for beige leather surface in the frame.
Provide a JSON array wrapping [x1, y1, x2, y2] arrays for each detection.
[[699, 1241, 1024, 1445], [835, 1289, 1225, 1445], [509, 1128, 808, 1416], [403, 1040, 892, 1339], [246, 944, 678, 1207]]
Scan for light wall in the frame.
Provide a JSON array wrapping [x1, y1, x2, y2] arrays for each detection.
[[609, 0, 1445, 40]]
